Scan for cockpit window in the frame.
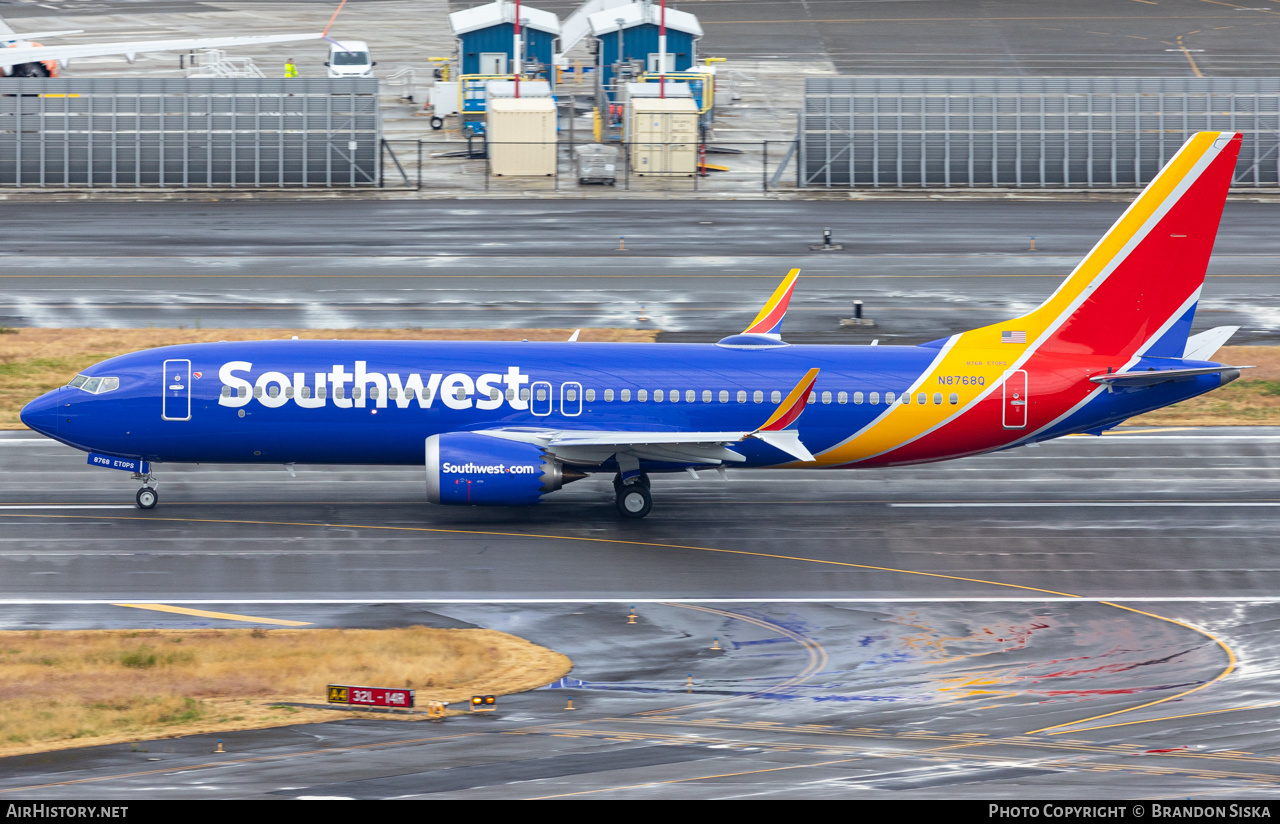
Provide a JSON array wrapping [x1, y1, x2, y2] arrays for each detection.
[[67, 375, 119, 394]]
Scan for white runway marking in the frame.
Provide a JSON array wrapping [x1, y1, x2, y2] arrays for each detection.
[[893, 502, 1280, 508], [0, 505, 136, 510], [3, 597, 1280, 605]]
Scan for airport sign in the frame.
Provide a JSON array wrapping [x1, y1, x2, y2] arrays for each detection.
[[327, 684, 414, 708]]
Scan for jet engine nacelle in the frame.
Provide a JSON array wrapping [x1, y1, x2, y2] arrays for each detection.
[[425, 432, 578, 505]]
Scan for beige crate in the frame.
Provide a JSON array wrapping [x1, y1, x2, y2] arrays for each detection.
[[487, 97, 557, 177], [628, 97, 698, 177]]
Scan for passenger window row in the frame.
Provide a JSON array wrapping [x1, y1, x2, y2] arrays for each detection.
[[220, 382, 963, 408], [582, 388, 959, 407]]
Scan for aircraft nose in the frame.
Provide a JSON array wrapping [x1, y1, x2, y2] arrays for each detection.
[[20, 390, 60, 437]]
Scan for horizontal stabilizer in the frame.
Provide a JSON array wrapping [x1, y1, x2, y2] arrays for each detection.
[[1183, 325, 1239, 362], [1090, 365, 1249, 387]]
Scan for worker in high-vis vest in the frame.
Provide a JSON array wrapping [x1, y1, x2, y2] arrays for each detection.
[[284, 58, 298, 78]]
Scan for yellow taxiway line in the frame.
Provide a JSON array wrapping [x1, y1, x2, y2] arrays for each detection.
[[113, 603, 311, 627]]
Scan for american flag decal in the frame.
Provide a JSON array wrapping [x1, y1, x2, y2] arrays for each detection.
[[1001, 330, 1027, 344]]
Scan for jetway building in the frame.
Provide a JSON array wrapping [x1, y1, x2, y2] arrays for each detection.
[[450, 0, 561, 80], [589, 1, 701, 99]]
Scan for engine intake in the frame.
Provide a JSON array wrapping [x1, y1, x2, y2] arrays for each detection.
[[425, 432, 582, 505]]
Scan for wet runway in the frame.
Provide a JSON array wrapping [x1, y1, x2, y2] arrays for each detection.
[[1, 199, 1279, 344], [2, 428, 1280, 798]]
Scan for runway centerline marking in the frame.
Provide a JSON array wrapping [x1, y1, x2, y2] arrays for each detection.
[[112, 603, 311, 627], [0, 512, 1238, 738], [0, 505, 136, 510], [894, 501, 1280, 508]]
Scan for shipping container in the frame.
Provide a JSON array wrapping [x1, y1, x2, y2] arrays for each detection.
[[487, 96, 557, 176], [628, 97, 698, 177]]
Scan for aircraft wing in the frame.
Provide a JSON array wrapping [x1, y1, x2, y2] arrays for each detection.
[[0, 32, 322, 68], [479, 427, 755, 465], [479, 427, 816, 464], [0, 30, 85, 44], [475, 367, 822, 466]]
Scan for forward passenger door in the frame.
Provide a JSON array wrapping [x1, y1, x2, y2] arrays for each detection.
[[162, 359, 192, 421]]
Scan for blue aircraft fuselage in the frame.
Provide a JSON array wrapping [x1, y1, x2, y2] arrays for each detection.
[[21, 338, 1225, 471]]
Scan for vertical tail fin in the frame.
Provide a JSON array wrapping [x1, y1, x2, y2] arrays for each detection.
[[996, 131, 1242, 360]]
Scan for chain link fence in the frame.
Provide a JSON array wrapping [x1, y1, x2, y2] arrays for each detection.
[[379, 138, 795, 194]]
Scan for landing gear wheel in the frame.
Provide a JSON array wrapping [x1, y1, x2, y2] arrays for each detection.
[[136, 487, 158, 510], [430, 115, 444, 130], [11, 62, 50, 78], [615, 483, 652, 519]]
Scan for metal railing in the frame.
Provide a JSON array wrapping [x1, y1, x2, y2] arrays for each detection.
[[385, 68, 418, 103], [0, 77, 381, 188]]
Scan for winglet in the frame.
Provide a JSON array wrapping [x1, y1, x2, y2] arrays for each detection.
[[756, 367, 820, 432], [742, 268, 800, 339]]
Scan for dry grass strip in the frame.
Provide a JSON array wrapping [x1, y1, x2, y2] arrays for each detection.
[[0, 327, 658, 428], [0, 627, 572, 757]]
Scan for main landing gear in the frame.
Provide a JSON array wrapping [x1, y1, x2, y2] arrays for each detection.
[[614, 473, 652, 519], [132, 471, 158, 510]]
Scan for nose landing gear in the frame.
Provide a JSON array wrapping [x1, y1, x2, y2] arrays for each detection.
[[131, 471, 158, 509], [614, 473, 652, 519]]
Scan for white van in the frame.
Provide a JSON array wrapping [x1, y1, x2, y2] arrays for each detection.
[[325, 39, 375, 78]]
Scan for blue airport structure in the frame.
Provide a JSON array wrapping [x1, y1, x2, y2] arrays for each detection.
[[589, 2, 702, 98], [449, 0, 561, 79]]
